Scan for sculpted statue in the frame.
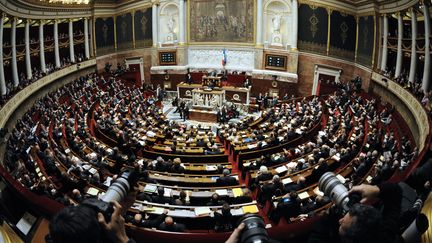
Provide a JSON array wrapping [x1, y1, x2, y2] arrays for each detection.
[[167, 15, 175, 34], [272, 13, 282, 33]]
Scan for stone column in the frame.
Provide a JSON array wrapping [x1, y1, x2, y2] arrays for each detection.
[[178, 0, 185, 44], [381, 15, 388, 71], [395, 12, 403, 77], [422, 4, 431, 91], [256, 0, 263, 46], [25, 20, 32, 80], [0, 15, 6, 95], [11, 17, 18, 87], [84, 18, 90, 59], [39, 21, 46, 73], [152, 3, 159, 46], [408, 8, 417, 83], [89, 18, 94, 57], [69, 20, 75, 63], [54, 20, 60, 68], [292, 0, 298, 49]]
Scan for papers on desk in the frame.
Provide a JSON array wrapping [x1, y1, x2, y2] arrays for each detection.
[[313, 187, 324, 197], [82, 164, 91, 171], [332, 153, 341, 162], [131, 202, 144, 211], [247, 144, 257, 149], [232, 188, 243, 197], [144, 206, 164, 214], [243, 162, 251, 167], [195, 207, 212, 216], [275, 165, 288, 174], [298, 191, 310, 200], [282, 177, 293, 185], [16, 212, 36, 235], [87, 187, 99, 196], [287, 162, 298, 169], [242, 205, 259, 214], [336, 174, 346, 184], [206, 165, 217, 171], [144, 184, 157, 193], [366, 175, 373, 184], [215, 189, 228, 196], [164, 188, 172, 197], [89, 168, 98, 175], [64, 148, 71, 154]]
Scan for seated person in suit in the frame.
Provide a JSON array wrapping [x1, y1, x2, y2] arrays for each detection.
[[158, 216, 186, 232], [132, 209, 168, 228], [256, 166, 274, 182], [186, 73, 193, 85], [152, 187, 171, 204], [174, 190, 190, 206], [270, 191, 302, 224], [250, 166, 273, 190], [233, 188, 253, 204], [214, 203, 233, 232], [207, 193, 225, 206], [170, 158, 185, 173], [258, 175, 285, 207], [216, 169, 237, 186], [285, 176, 307, 192]]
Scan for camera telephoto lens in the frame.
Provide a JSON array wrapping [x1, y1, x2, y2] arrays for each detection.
[[81, 168, 137, 222], [101, 169, 134, 203], [238, 214, 270, 243], [318, 172, 351, 213]]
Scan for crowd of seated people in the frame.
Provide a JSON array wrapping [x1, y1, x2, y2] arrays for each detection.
[[381, 68, 432, 114], [219, 96, 323, 155], [0, 52, 88, 110], [3, 64, 422, 239]]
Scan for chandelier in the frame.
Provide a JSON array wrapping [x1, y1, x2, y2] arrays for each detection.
[[41, 0, 90, 4]]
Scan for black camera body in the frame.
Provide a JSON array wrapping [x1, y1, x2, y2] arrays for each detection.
[[82, 168, 137, 221]]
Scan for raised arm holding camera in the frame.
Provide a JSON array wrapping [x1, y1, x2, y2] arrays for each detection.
[[308, 172, 403, 243]]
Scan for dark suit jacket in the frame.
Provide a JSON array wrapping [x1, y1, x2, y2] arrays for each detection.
[[216, 175, 237, 186], [158, 222, 186, 232]]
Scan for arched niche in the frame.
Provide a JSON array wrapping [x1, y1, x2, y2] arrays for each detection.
[[264, 0, 292, 48], [159, 2, 179, 44]]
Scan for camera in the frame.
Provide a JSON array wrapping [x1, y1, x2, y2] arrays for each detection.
[[237, 214, 271, 243], [318, 172, 361, 214], [81, 168, 137, 221]]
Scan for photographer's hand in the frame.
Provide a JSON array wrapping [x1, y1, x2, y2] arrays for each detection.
[[225, 223, 245, 243], [348, 184, 380, 204], [97, 201, 130, 243]]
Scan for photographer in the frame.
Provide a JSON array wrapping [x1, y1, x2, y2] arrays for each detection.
[[308, 182, 402, 243], [48, 201, 135, 243]]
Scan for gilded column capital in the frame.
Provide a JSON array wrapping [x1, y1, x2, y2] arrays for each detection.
[[151, 0, 160, 6]]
